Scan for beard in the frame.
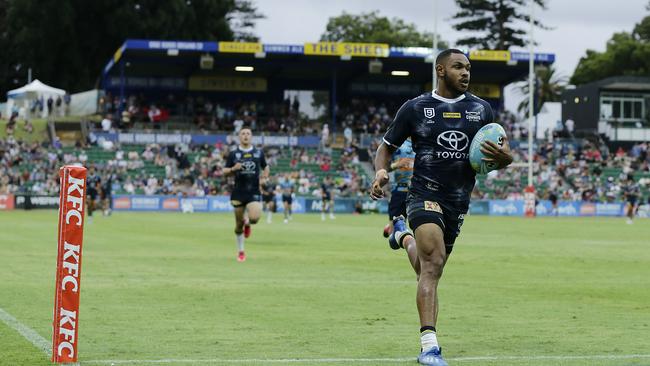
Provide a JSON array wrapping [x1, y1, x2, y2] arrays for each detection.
[[443, 73, 467, 96]]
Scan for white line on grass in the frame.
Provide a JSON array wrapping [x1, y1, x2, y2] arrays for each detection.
[[0, 306, 51, 355], [1, 310, 648, 365], [82, 354, 650, 365]]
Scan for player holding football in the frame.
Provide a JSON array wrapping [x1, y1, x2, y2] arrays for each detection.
[[370, 49, 513, 365], [224, 127, 269, 262]]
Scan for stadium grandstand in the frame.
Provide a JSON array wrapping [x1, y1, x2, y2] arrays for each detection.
[[1, 40, 649, 215]]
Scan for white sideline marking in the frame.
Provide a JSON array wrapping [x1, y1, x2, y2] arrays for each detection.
[[1, 311, 648, 365], [82, 354, 650, 365], [0, 306, 51, 355]]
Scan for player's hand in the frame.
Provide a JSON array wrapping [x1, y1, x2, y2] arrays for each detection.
[[370, 169, 389, 200], [231, 162, 242, 171], [480, 136, 513, 169], [391, 158, 412, 170]]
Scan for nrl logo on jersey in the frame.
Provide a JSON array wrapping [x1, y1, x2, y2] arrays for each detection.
[[465, 110, 481, 122], [424, 108, 435, 119]]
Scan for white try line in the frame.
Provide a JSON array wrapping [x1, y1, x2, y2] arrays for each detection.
[[0, 306, 51, 355], [82, 354, 650, 365], [2, 310, 650, 365]]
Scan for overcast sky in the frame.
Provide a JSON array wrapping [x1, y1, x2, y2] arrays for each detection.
[[253, 0, 649, 111]]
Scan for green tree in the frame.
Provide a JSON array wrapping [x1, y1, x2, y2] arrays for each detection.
[[571, 4, 650, 85], [517, 65, 567, 117], [320, 11, 447, 48], [451, 0, 549, 50], [0, 0, 263, 94]]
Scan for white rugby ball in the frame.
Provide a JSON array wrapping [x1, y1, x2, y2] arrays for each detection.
[[469, 123, 507, 174]]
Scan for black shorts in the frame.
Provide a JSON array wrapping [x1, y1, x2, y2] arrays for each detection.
[[87, 189, 98, 200], [231, 191, 261, 208], [627, 197, 638, 206], [282, 194, 292, 205], [262, 193, 274, 203], [388, 190, 408, 219], [323, 193, 331, 201], [406, 194, 466, 254]]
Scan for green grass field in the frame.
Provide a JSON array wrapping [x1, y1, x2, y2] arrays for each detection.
[[0, 211, 649, 366]]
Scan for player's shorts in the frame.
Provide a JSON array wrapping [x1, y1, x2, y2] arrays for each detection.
[[231, 191, 261, 208], [87, 188, 98, 200], [388, 190, 408, 219], [262, 193, 274, 203], [406, 194, 466, 254], [282, 194, 293, 205], [100, 190, 110, 200], [627, 197, 638, 205], [322, 193, 331, 201]]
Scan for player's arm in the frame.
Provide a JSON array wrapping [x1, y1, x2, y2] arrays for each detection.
[[260, 165, 270, 183], [222, 152, 241, 176], [371, 142, 397, 200], [223, 164, 242, 176], [371, 100, 412, 200]]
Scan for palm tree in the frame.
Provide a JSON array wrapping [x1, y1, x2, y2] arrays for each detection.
[[517, 65, 567, 117]]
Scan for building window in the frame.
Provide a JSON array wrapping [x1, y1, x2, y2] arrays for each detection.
[[600, 92, 645, 122]]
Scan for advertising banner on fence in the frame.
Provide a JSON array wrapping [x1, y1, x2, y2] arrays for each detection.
[[0, 194, 14, 210], [109, 195, 644, 218], [14, 195, 59, 209], [595, 203, 625, 216], [489, 200, 524, 216], [52, 166, 87, 363]]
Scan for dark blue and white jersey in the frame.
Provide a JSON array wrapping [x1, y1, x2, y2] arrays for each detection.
[[226, 146, 267, 196], [391, 139, 415, 193], [383, 91, 495, 212]]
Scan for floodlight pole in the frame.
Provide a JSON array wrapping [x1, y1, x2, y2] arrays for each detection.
[[527, 0, 535, 187], [432, 0, 438, 91]]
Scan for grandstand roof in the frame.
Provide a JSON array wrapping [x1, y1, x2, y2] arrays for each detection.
[[101, 39, 555, 98]]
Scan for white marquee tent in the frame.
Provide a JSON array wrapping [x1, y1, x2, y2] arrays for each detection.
[[5, 79, 66, 119]]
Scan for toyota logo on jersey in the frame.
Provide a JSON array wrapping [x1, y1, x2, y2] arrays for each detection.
[[437, 130, 469, 151]]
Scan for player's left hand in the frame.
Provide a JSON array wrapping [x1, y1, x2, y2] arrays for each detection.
[[480, 136, 513, 169]]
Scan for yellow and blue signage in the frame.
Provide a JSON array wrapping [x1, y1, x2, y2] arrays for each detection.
[[304, 42, 390, 57]]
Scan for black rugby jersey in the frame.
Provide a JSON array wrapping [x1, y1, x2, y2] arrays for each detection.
[[226, 146, 267, 195], [383, 91, 494, 212]]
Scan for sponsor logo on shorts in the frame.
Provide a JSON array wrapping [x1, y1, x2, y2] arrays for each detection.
[[424, 201, 442, 213], [443, 112, 461, 118], [230, 200, 242, 207]]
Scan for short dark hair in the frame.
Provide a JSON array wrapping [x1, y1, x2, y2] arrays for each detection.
[[435, 48, 466, 65], [240, 125, 252, 132]]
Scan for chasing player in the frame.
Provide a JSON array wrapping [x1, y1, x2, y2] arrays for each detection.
[[224, 127, 269, 262], [280, 176, 294, 223], [370, 49, 513, 365], [624, 174, 640, 224], [321, 175, 335, 220], [383, 138, 420, 275], [86, 166, 101, 222], [261, 177, 276, 224]]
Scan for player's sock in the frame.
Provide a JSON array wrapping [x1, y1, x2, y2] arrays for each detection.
[[420, 326, 439, 352], [321, 212, 326, 221], [236, 233, 245, 252], [267, 210, 272, 223]]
